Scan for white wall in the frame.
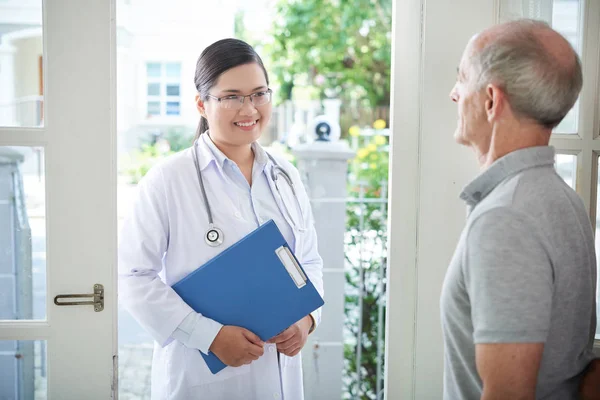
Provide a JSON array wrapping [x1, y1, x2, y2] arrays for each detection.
[[120, 0, 236, 140], [385, 0, 496, 398], [0, 0, 42, 26], [13, 36, 41, 99]]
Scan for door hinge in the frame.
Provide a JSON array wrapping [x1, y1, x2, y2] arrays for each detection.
[[112, 354, 118, 399]]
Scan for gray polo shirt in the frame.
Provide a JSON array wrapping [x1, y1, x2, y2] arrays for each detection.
[[441, 146, 597, 400]]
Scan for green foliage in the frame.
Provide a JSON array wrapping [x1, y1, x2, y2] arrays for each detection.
[[267, 0, 392, 107], [121, 128, 193, 184], [121, 142, 169, 185], [120, 128, 298, 184], [164, 127, 194, 153], [344, 125, 389, 400]]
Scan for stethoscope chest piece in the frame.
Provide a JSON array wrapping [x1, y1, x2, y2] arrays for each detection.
[[205, 225, 224, 247]]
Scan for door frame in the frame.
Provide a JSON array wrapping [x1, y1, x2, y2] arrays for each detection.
[[0, 0, 118, 399]]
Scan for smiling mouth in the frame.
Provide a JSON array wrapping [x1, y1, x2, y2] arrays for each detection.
[[234, 120, 258, 127]]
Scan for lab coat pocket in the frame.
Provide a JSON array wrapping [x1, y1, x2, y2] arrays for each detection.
[[183, 346, 250, 387]]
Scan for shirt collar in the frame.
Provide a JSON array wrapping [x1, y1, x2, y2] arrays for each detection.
[[460, 146, 556, 207], [193, 132, 218, 171], [251, 141, 269, 171], [196, 131, 269, 172]]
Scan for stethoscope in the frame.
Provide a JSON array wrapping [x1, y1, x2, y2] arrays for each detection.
[[192, 141, 305, 247]]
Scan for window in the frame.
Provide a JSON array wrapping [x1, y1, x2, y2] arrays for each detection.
[[146, 62, 181, 117]]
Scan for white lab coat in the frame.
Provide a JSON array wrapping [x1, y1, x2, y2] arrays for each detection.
[[118, 135, 324, 400]]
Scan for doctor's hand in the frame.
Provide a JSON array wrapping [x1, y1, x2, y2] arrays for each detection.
[[209, 326, 265, 367], [267, 315, 312, 357]]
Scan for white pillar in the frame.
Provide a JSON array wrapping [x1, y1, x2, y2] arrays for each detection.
[[0, 40, 18, 126], [294, 139, 355, 400]]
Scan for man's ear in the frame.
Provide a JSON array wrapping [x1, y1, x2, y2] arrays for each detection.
[[195, 94, 207, 119], [485, 84, 504, 123]]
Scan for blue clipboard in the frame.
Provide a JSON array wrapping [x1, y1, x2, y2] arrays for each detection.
[[171, 220, 324, 374]]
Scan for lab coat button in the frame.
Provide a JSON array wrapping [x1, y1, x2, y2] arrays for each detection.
[[234, 212, 241, 218], [273, 393, 280, 399]]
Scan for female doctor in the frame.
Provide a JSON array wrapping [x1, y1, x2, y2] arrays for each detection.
[[118, 38, 324, 400]]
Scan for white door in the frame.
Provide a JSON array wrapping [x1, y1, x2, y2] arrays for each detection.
[[0, 0, 116, 399], [386, 0, 600, 398]]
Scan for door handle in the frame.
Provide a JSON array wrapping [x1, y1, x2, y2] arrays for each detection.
[[54, 284, 104, 312]]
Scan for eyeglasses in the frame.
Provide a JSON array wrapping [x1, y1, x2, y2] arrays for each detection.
[[206, 89, 272, 110]]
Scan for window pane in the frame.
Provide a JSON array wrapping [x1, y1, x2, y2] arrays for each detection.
[[165, 63, 181, 78], [147, 101, 160, 116], [146, 63, 161, 78], [552, 0, 581, 134], [0, 1, 44, 128], [553, 0, 581, 55], [499, 0, 581, 135], [554, 154, 577, 189], [0, 340, 47, 399], [147, 83, 160, 96], [166, 84, 180, 96], [0, 147, 46, 321], [554, 100, 579, 134], [166, 101, 180, 116]]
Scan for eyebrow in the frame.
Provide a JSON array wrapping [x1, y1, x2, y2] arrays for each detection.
[[221, 86, 267, 94]]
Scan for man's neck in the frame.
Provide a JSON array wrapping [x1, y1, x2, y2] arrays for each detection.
[[476, 122, 551, 169]]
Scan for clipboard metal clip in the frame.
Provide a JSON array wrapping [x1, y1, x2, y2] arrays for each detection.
[[275, 246, 307, 288]]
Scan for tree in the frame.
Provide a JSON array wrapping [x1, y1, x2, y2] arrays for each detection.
[[267, 0, 392, 107]]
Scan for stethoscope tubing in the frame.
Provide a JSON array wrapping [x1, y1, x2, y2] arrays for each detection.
[[192, 141, 303, 247]]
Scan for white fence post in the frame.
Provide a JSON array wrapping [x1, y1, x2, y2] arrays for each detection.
[[294, 138, 355, 400]]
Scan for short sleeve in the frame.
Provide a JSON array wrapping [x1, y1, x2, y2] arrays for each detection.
[[465, 208, 554, 344]]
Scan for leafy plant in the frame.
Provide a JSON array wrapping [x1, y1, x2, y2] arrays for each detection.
[[344, 121, 389, 400], [121, 128, 194, 184]]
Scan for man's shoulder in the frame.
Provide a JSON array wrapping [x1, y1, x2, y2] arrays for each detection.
[[481, 166, 582, 217]]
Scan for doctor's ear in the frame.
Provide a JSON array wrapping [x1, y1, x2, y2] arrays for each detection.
[[195, 94, 207, 119]]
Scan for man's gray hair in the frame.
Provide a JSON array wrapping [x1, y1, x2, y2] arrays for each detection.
[[471, 19, 582, 129]]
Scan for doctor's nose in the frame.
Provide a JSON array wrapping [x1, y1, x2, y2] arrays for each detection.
[[239, 98, 258, 116]]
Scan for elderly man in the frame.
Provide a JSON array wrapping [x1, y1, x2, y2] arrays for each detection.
[[441, 19, 597, 400]]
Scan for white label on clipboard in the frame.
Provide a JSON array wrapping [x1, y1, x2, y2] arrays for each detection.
[[275, 246, 307, 288]]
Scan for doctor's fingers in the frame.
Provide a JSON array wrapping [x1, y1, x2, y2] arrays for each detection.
[[276, 338, 300, 353], [246, 343, 265, 358], [236, 350, 261, 365], [284, 347, 302, 357], [241, 329, 264, 347], [268, 328, 295, 344]]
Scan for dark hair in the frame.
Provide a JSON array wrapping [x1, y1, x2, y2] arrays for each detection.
[[193, 38, 269, 141]]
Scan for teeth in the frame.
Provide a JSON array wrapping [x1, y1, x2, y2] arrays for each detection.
[[235, 120, 257, 127]]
